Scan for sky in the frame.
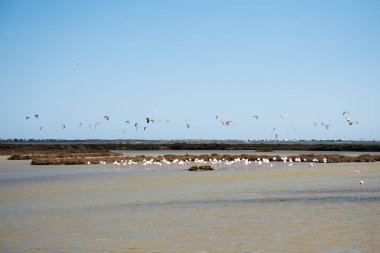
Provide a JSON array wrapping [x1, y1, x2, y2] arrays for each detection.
[[0, 0, 379, 140]]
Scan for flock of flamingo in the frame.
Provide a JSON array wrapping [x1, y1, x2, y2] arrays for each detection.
[[85, 155, 365, 190], [23, 110, 373, 140]]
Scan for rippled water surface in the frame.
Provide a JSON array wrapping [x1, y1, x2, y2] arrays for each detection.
[[0, 156, 379, 252]]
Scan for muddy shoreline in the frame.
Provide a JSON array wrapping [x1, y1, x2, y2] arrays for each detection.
[[30, 154, 380, 165], [1, 143, 380, 165]]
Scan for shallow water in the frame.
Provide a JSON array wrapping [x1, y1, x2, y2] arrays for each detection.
[[115, 149, 380, 157], [0, 156, 379, 252]]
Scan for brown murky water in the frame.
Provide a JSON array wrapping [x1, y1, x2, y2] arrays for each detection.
[[0, 156, 379, 252]]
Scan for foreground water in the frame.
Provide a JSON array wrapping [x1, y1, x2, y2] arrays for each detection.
[[0, 157, 379, 252]]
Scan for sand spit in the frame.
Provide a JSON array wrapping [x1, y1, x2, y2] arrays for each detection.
[[1, 143, 380, 165], [28, 153, 380, 165]]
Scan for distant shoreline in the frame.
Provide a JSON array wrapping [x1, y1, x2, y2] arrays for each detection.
[[1, 142, 380, 152], [1, 139, 379, 145]]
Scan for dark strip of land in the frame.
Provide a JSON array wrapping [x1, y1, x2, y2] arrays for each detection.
[[1, 142, 380, 153], [30, 154, 380, 165], [1, 143, 380, 165]]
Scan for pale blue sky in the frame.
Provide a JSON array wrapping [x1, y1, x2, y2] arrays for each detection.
[[0, 0, 379, 140]]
